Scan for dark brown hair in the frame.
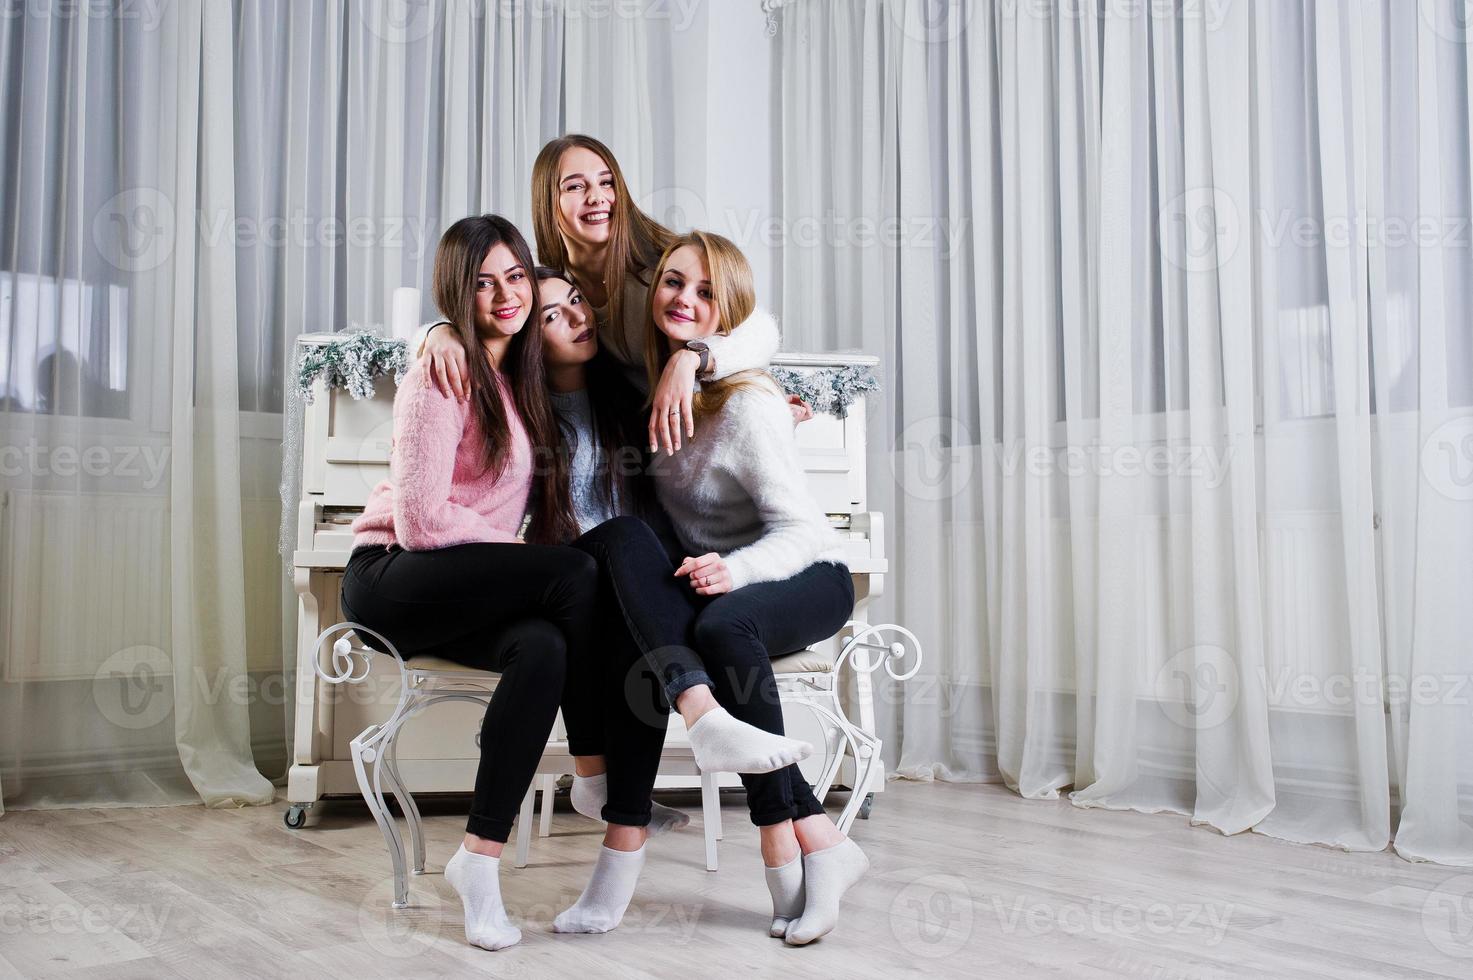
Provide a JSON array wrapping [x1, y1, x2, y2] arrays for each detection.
[[431, 215, 576, 544], [535, 265, 655, 538]]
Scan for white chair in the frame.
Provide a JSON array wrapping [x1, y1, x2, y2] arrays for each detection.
[[685, 621, 922, 871], [311, 619, 922, 897], [769, 621, 922, 832], [310, 622, 566, 909]]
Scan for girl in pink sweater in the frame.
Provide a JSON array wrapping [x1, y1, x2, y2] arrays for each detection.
[[340, 214, 597, 953]]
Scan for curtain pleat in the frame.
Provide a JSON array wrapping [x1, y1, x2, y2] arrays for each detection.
[[0, 0, 693, 814], [776, 0, 1473, 865]]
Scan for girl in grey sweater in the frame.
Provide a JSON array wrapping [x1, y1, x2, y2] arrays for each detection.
[[558, 231, 869, 946]]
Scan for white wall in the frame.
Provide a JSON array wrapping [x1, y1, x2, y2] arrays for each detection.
[[703, 1, 782, 312]]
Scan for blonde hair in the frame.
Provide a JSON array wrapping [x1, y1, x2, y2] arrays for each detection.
[[530, 134, 674, 333], [644, 230, 776, 419]]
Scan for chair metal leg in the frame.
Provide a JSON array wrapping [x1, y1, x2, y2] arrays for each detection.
[[514, 786, 535, 868], [351, 726, 410, 908], [809, 692, 848, 804], [835, 727, 882, 834], [538, 773, 556, 837], [381, 725, 425, 875], [701, 770, 720, 871]]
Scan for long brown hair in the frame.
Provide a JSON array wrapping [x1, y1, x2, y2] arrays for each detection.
[[530, 134, 675, 335], [430, 215, 576, 544], [643, 230, 776, 419]]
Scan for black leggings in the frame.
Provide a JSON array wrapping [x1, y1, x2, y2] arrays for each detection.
[[572, 516, 856, 826], [340, 542, 599, 843]]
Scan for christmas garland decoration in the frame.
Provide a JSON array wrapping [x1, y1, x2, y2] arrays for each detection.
[[768, 364, 880, 419], [281, 332, 880, 575], [292, 332, 881, 417], [295, 331, 409, 403]]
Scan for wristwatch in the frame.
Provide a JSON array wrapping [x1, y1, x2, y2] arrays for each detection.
[[686, 340, 712, 378]]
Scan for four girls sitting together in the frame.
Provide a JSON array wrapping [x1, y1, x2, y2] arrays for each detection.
[[341, 134, 869, 952]]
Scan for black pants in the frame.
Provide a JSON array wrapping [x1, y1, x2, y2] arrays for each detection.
[[340, 542, 599, 843], [572, 516, 856, 826]]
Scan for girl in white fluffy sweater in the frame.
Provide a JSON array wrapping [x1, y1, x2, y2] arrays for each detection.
[[565, 231, 869, 946]]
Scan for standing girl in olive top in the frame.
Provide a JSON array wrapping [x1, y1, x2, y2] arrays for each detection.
[[417, 133, 782, 452], [339, 215, 600, 954]]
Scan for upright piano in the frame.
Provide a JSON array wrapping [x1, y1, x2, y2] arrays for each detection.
[[286, 336, 890, 819]]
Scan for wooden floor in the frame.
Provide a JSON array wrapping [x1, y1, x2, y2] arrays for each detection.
[[1, 780, 1469, 978]]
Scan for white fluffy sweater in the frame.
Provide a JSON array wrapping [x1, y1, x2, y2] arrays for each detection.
[[649, 312, 848, 590]]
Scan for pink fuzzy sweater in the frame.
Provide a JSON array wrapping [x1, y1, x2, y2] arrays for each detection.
[[352, 363, 532, 550]]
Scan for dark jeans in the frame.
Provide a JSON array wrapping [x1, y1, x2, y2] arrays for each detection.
[[340, 541, 599, 843], [572, 516, 856, 826]]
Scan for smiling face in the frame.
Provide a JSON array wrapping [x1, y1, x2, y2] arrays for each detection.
[[537, 275, 598, 368], [652, 244, 717, 344], [556, 146, 616, 248], [473, 242, 535, 340]]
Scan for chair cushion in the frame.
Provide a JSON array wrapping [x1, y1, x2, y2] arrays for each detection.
[[405, 654, 498, 676], [771, 648, 835, 674]]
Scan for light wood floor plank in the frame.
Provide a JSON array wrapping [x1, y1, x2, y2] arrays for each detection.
[[2, 782, 1470, 978]]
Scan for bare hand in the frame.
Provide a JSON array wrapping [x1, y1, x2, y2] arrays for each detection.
[[787, 395, 813, 425], [674, 552, 732, 596], [421, 323, 470, 401], [648, 350, 700, 455]]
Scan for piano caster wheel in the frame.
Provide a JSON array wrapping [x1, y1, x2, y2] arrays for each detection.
[[858, 793, 874, 820], [284, 804, 312, 830]]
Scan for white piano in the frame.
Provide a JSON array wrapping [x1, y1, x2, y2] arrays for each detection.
[[286, 335, 908, 843]]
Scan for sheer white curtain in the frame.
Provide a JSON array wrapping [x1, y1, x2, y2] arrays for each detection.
[[0, 0, 704, 815], [774, 0, 1473, 864]]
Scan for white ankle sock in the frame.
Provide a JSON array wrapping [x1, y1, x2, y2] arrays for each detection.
[[785, 838, 869, 946], [571, 773, 691, 836], [443, 845, 521, 951], [553, 843, 647, 934], [764, 852, 805, 938], [685, 707, 812, 775]]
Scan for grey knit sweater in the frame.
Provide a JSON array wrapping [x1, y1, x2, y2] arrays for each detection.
[[647, 311, 848, 589]]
